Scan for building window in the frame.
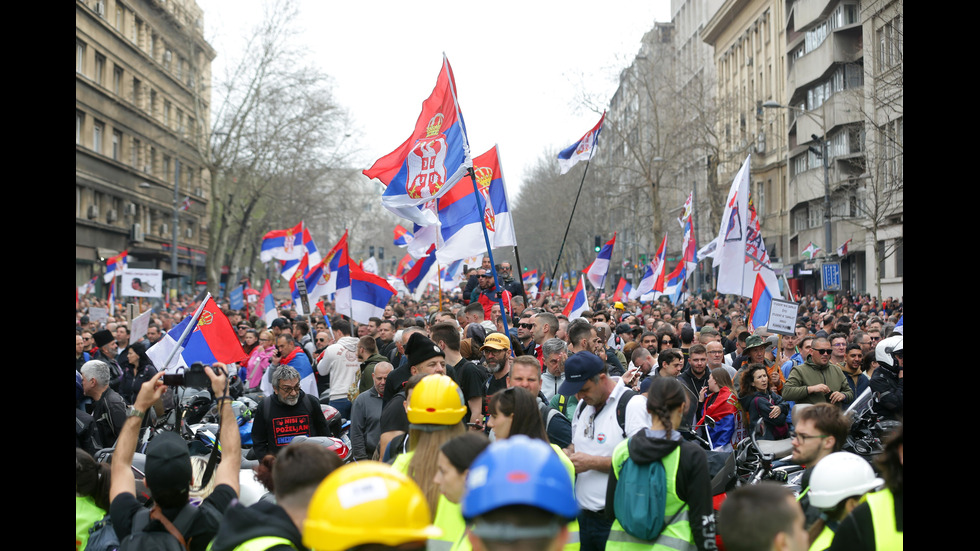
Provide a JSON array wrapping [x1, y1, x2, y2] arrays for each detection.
[[76, 111, 84, 144], [148, 147, 156, 174], [132, 78, 141, 106], [807, 202, 824, 229], [150, 33, 157, 60], [93, 121, 104, 154], [877, 16, 901, 72], [793, 207, 808, 232], [113, 66, 123, 95], [112, 130, 122, 161], [76, 41, 86, 74], [150, 90, 157, 117], [164, 101, 171, 127], [177, 109, 185, 135], [115, 6, 124, 30], [94, 53, 106, 86], [163, 155, 171, 182], [132, 138, 141, 168]]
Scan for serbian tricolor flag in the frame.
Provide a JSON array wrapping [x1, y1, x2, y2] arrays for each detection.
[[522, 270, 539, 286], [441, 259, 464, 284], [393, 225, 414, 247], [337, 263, 397, 324], [557, 111, 605, 175], [146, 294, 248, 371], [104, 250, 129, 283], [433, 145, 516, 263], [364, 55, 471, 226], [612, 278, 632, 302], [661, 260, 687, 305], [257, 279, 277, 326], [837, 238, 852, 257], [749, 274, 773, 330], [585, 233, 616, 289], [280, 228, 322, 280], [395, 253, 416, 279], [630, 234, 668, 301], [562, 277, 590, 320], [288, 254, 311, 306], [403, 244, 438, 295], [260, 222, 305, 263]]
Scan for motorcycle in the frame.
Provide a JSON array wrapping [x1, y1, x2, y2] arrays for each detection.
[[734, 411, 804, 490], [843, 388, 901, 460]]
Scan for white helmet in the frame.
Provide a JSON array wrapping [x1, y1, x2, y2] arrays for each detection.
[[875, 335, 903, 367], [808, 452, 883, 509]]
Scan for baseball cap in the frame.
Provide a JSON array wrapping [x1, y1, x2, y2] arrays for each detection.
[[558, 352, 604, 396], [480, 332, 511, 352], [144, 431, 192, 501]]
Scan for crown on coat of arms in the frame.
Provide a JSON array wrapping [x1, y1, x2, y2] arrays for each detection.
[[426, 113, 445, 137]]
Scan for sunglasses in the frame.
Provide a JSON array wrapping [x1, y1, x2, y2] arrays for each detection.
[[812, 348, 833, 355], [518, 323, 533, 329]]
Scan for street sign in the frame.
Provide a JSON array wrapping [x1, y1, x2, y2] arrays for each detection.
[[821, 262, 842, 291]]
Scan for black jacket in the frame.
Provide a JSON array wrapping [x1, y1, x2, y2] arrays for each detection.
[[207, 500, 304, 551], [92, 387, 127, 448], [869, 366, 903, 421]]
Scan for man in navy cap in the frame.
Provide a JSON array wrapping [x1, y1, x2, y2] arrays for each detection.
[[559, 351, 646, 550]]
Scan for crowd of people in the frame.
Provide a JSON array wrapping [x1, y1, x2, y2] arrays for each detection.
[[76, 261, 903, 551]]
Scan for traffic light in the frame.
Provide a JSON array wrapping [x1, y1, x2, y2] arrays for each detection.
[[369, 246, 375, 257], [594, 235, 602, 253], [378, 247, 384, 260]]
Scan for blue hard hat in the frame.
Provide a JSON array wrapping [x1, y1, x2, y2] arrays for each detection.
[[462, 435, 579, 521]]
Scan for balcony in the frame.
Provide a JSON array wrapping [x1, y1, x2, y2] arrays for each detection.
[[794, 0, 836, 29], [790, 167, 826, 206], [797, 89, 863, 138], [788, 29, 862, 97]]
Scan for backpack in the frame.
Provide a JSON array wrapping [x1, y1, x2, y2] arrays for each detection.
[[613, 450, 669, 540], [119, 503, 200, 551], [86, 515, 121, 551]]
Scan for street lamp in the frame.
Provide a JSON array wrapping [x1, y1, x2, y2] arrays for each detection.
[[762, 101, 832, 260]]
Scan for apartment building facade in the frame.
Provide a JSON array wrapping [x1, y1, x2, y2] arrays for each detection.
[[76, 0, 215, 294]]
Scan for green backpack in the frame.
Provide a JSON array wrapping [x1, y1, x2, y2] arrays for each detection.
[[614, 455, 668, 540]]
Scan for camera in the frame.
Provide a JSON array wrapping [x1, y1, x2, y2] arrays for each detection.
[[162, 362, 213, 388]]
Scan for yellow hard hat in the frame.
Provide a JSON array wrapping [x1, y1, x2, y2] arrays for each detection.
[[303, 461, 442, 550], [406, 374, 467, 426], [614, 301, 625, 310]]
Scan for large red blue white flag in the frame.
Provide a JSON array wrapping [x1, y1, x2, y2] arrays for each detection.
[[432, 145, 516, 263], [364, 55, 471, 226], [557, 111, 605, 175], [585, 233, 616, 289], [260, 222, 305, 263]]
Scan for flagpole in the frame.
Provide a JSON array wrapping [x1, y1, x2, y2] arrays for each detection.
[[437, 262, 443, 312], [548, 157, 593, 291], [346, 227, 355, 324], [467, 166, 511, 336], [160, 292, 211, 371]]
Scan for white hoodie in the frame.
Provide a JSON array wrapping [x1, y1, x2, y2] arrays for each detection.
[[317, 336, 360, 401]]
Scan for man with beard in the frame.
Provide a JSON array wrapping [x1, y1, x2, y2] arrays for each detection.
[[251, 365, 331, 459], [91, 329, 124, 392], [481, 332, 512, 401], [843, 343, 870, 399]]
